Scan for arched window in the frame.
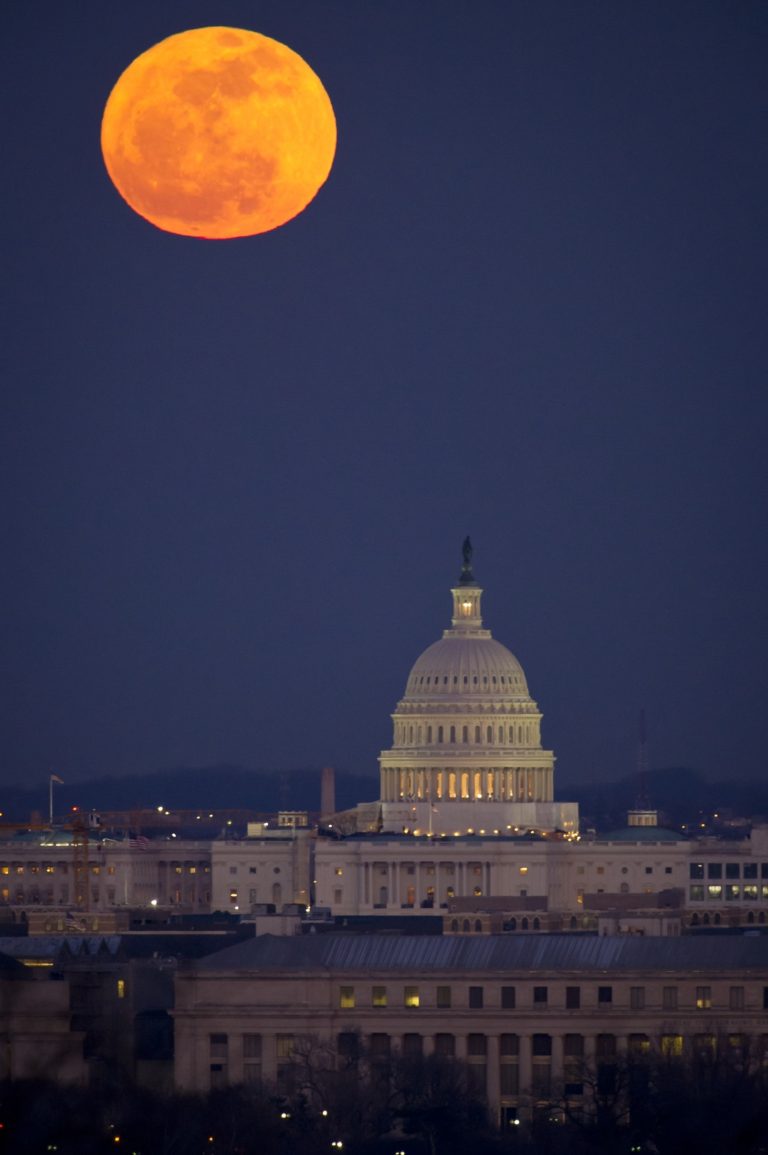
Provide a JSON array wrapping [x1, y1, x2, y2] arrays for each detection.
[[486, 726, 493, 743], [437, 726, 444, 743], [449, 725, 456, 744], [521, 917, 529, 930], [462, 725, 468, 743], [451, 919, 459, 932], [533, 917, 540, 930], [462, 919, 470, 933], [475, 725, 481, 743], [474, 919, 482, 933]]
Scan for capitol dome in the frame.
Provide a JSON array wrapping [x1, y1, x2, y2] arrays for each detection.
[[405, 636, 530, 701], [377, 542, 570, 835]]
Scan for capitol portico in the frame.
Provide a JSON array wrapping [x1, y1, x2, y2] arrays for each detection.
[[378, 542, 578, 837]]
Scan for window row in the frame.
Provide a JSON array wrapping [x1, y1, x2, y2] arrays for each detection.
[[397, 722, 536, 745], [337, 984, 768, 1011], [689, 884, 767, 901], [207, 1029, 766, 1097], [690, 862, 768, 880]]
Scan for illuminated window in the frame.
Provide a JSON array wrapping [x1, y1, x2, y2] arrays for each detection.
[[339, 986, 355, 1009], [628, 1033, 650, 1055], [707, 884, 723, 899], [696, 986, 712, 1009], [372, 986, 387, 1008], [404, 986, 420, 1008], [661, 1034, 683, 1058], [276, 1034, 294, 1060], [334, 867, 343, 876], [117, 979, 126, 999]]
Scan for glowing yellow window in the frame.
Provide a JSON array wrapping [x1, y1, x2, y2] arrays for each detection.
[[404, 986, 420, 1008], [661, 1034, 683, 1057], [339, 986, 355, 1009], [696, 986, 712, 1009], [117, 979, 126, 999], [372, 986, 387, 1008]]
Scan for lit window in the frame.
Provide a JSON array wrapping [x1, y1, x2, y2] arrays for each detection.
[[339, 986, 355, 1009], [404, 986, 420, 1008], [117, 979, 126, 999], [372, 986, 387, 1008], [696, 986, 712, 1009], [661, 1034, 683, 1058]]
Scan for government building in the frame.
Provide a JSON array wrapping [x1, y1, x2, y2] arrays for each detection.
[[3, 545, 768, 1131]]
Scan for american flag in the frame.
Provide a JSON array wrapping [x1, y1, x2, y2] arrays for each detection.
[[128, 835, 150, 850]]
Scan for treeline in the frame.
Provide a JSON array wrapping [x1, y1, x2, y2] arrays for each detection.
[[3, 1039, 768, 1154]]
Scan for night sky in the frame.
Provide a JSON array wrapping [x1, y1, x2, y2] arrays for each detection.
[[2, 1, 766, 796]]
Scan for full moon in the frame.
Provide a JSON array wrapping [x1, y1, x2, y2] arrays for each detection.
[[101, 27, 336, 239]]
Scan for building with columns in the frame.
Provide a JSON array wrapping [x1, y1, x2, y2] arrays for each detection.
[[173, 933, 768, 1125], [378, 541, 578, 837]]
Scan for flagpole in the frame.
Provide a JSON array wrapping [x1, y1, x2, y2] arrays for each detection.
[[49, 774, 53, 827]]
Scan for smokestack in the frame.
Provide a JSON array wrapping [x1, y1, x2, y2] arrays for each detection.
[[320, 766, 336, 819]]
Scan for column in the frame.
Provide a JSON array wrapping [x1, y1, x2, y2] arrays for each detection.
[[518, 1033, 532, 1102], [486, 1033, 501, 1106]]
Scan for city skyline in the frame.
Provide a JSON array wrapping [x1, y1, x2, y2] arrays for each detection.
[[2, 1, 766, 790]]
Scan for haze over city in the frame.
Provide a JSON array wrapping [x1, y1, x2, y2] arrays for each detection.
[[2, 1, 766, 795]]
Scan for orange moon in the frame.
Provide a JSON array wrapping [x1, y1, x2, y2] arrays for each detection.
[[101, 27, 336, 239]]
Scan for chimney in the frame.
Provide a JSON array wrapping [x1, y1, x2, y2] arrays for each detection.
[[320, 766, 336, 818]]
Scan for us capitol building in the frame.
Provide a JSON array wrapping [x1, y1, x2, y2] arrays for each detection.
[[377, 539, 577, 838], [4, 542, 768, 1126]]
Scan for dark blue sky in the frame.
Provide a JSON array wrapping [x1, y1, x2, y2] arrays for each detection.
[[2, 1, 766, 794]]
